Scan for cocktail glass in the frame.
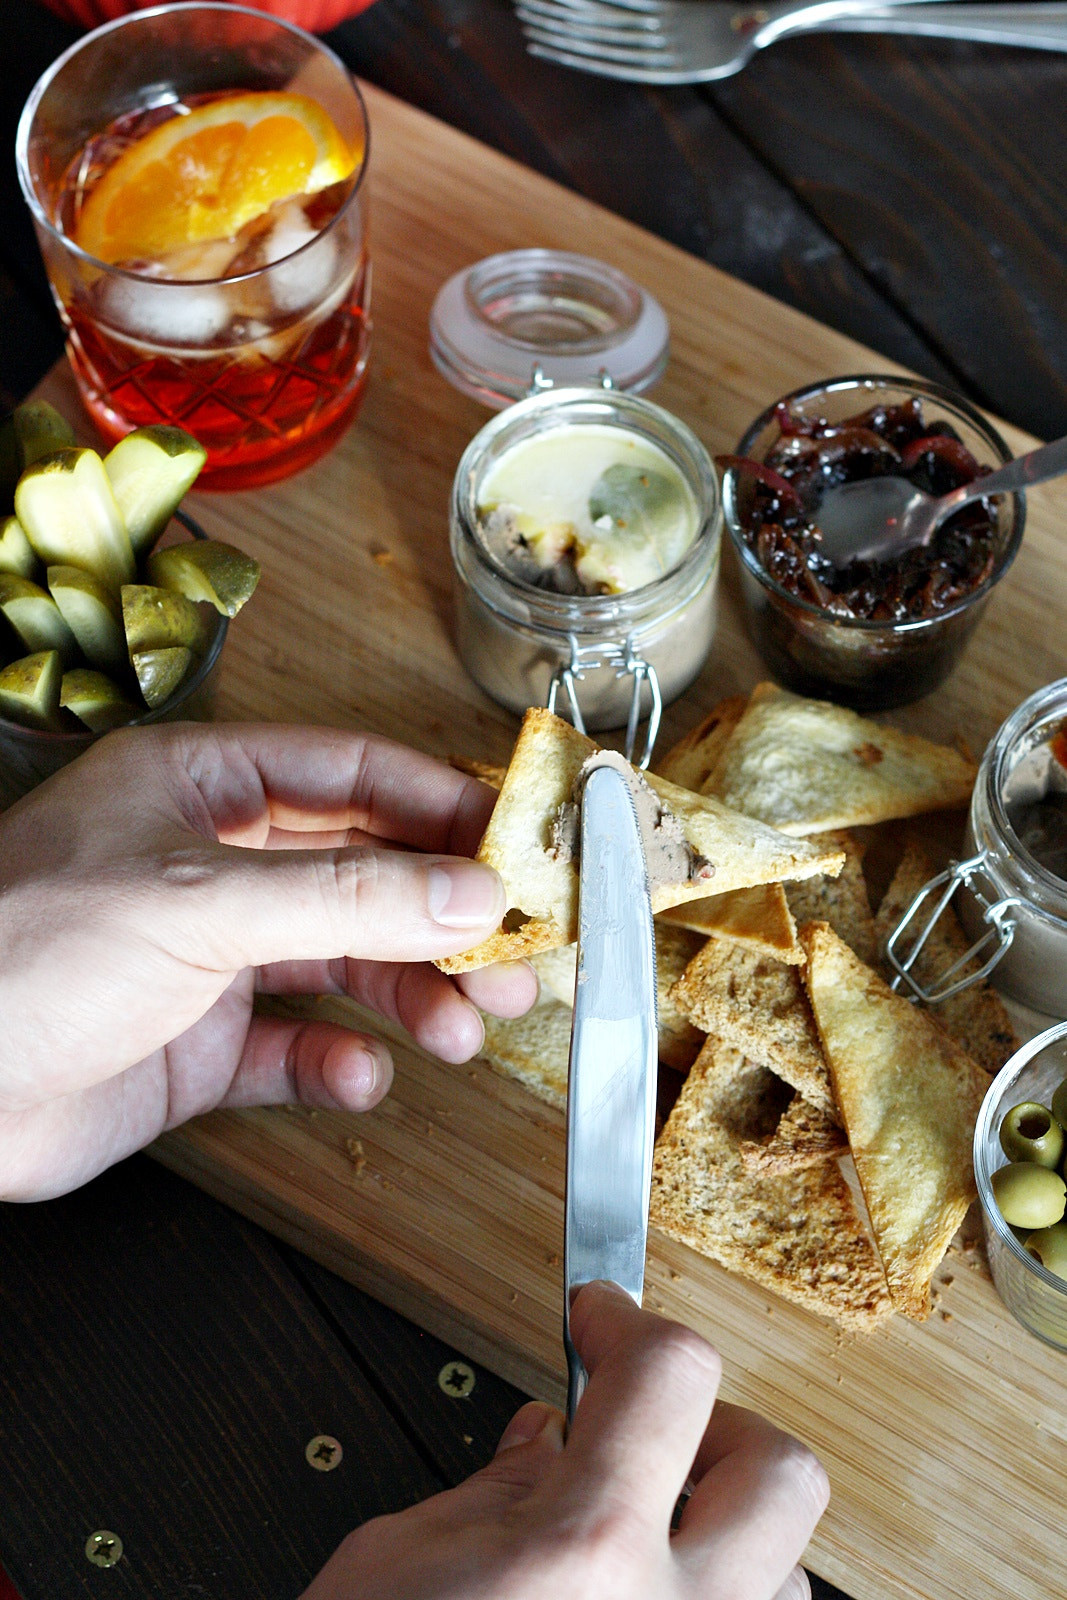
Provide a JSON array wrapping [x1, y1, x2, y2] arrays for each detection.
[[16, 2, 371, 491]]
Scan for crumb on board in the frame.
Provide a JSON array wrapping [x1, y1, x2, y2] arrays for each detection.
[[344, 1136, 367, 1176]]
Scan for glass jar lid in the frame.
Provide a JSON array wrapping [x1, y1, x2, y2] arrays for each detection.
[[429, 248, 670, 408]]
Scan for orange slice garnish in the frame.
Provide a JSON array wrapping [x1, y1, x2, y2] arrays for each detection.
[[74, 91, 359, 266]]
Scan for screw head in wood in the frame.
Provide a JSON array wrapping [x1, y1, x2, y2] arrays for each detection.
[[85, 1531, 123, 1568], [438, 1360, 476, 1398], [305, 1434, 343, 1471]]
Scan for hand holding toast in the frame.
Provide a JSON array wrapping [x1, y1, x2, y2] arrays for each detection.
[[0, 722, 536, 1200]]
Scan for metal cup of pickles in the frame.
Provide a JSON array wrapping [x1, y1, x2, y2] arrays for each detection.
[[974, 1019, 1067, 1349], [0, 406, 257, 809]]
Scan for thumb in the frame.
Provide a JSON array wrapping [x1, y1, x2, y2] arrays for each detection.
[[446, 1402, 565, 1513], [146, 841, 506, 969], [495, 1401, 566, 1459]]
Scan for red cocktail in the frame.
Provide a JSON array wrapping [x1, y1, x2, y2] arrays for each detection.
[[17, 6, 371, 490]]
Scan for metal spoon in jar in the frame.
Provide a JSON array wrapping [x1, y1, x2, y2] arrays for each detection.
[[815, 432, 1067, 567]]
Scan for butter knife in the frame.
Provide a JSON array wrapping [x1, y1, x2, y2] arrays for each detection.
[[563, 760, 658, 1425]]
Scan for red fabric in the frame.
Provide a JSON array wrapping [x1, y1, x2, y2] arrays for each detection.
[[0, 1564, 22, 1600], [38, 0, 378, 28]]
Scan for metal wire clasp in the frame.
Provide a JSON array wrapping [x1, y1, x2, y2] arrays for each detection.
[[546, 636, 663, 770], [885, 850, 1020, 1003], [527, 365, 615, 394]]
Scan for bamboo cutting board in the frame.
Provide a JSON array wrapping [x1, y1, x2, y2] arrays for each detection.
[[42, 81, 1067, 1600]]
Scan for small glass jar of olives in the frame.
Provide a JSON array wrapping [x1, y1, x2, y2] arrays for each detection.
[[975, 1018, 1067, 1348]]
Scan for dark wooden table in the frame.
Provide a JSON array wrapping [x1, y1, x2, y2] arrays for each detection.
[[1, 2, 1065, 1596]]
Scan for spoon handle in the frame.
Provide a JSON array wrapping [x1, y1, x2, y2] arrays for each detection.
[[948, 433, 1067, 509]]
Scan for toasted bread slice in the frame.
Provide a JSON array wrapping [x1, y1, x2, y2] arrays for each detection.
[[739, 1093, 849, 1174], [530, 921, 706, 1072], [655, 692, 749, 791], [707, 683, 977, 834], [438, 709, 845, 973], [478, 997, 571, 1111], [658, 881, 801, 963], [800, 920, 988, 1319], [655, 923, 709, 1071], [874, 841, 1017, 1076], [449, 756, 507, 789], [785, 830, 877, 967], [670, 939, 837, 1121], [650, 1041, 892, 1332], [529, 944, 577, 1007]]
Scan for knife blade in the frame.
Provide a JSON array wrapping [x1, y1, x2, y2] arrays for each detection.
[[563, 760, 658, 1425]]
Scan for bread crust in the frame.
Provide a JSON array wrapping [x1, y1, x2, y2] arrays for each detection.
[[800, 920, 988, 1319], [708, 683, 977, 834], [650, 1041, 892, 1332], [439, 708, 844, 974]]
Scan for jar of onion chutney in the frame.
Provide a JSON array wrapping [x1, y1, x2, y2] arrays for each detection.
[[430, 248, 721, 766], [887, 680, 1067, 1019]]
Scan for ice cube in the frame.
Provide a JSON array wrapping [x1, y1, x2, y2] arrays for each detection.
[[99, 273, 231, 349], [261, 199, 339, 316], [261, 199, 319, 265]]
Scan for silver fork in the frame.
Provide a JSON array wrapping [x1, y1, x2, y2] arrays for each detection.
[[516, 0, 1067, 84]]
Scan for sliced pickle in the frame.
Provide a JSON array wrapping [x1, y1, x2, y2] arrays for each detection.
[[60, 667, 140, 732], [0, 572, 78, 664], [132, 645, 195, 710], [121, 584, 211, 656], [13, 401, 77, 469], [0, 517, 38, 580], [146, 539, 260, 618], [0, 649, 64, 731], [48, 565, 128, 677], [0, 400, 77, 512], [104, 426, 207, 557], [15, 448, 135, 595]]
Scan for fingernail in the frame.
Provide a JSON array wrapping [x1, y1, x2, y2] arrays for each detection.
[[496, 1402, 563, 1454], [324, 1037, 391, 1108], [352, 1043, 386, 1099], [428, 863, 504, 928], [575, 1279, 629, 1302]]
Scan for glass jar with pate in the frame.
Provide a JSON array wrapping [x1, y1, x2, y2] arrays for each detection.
[[431, 250, 721, 758], [887, 679, 1067, 1018]]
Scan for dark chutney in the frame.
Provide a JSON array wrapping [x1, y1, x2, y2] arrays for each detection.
[[721, 397, 999, 622]]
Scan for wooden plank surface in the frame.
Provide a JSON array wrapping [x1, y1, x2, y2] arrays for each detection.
[[0, 1157, 445, 1597], [330, 0, 1067, 441], [39, 80, 1067, 1600]]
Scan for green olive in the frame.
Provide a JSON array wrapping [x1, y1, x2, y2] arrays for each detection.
[[998, 1101, 1065, 1169], [991, 1162, 1067, 1230], [1024, 1222, 1067, 1283], [1050, 1077, 1067, 1132]]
